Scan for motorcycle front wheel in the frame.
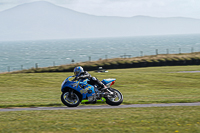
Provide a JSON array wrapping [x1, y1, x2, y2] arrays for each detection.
[[105, 88, 123, 106], [61, 91, 80, 107]]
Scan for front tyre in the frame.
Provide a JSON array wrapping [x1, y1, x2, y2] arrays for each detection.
[[105, 88, 123, 106], [61, 91, 80, 107]]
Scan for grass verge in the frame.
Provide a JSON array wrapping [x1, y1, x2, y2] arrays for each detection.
[[0, 106, 200, 133], [0, 65, 200, 108]]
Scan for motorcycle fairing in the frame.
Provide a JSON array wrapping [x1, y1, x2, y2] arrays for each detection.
[[101, 78, 116, 85], [61, 77, 95, 100]]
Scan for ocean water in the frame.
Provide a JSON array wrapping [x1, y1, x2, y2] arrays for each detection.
[[0, 34, 200, 72]]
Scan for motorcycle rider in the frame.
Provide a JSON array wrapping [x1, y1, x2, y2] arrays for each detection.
[[73, 66, 107, 90]]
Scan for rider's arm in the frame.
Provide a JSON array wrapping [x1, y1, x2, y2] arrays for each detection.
[[78, 71, 91, 79]]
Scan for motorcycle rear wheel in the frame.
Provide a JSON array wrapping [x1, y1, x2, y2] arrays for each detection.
[[105, 88, 123, 106], [61, 91, 80, 107]]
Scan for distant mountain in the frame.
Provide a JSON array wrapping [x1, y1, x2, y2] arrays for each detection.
[[0, 1, 200, 41]]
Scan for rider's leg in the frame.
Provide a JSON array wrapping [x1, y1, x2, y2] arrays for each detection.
[[90, 77, 107, 90]]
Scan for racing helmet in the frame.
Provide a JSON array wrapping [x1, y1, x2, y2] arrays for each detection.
[[73, 66, 84, 76]]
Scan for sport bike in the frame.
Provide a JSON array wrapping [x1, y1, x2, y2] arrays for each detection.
[[61, 76, 123, 107]]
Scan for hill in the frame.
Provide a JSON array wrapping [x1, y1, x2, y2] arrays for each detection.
[[0, 1, 200, 41]]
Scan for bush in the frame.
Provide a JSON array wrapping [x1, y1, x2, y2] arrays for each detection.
[[165, 58, 173, 62], [152, 59, 159, 63], [104, 62, 111, 66], [90, 64, 98, 68], [159, 59, 166, 62], [132, 60, 139, 63], [191, 57, 200, 60], [125, 60, 132, 64], [177, 57, 185, 61], [117, 60, 127, 64], [172, 58, 179, 61], [144, 59, 153, 63], [110, 61, 118, 65], [184, 57, 192, 61]]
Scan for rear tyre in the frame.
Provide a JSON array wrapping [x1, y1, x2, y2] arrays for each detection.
[[61, 91, 80, 107], [105, 88, 123, 106]]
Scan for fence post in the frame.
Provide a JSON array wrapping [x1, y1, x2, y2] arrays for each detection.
[[140, 51, 143, 57], [105, 55, 107, 60], [35, 63, 38, 69], [156, 49, 158, 55], [191, 47, 194, 53], [89, 56, 91, 61], [167, 49, 169, 54], [179, 48, 181, 54], [7, 66, 10, 72]]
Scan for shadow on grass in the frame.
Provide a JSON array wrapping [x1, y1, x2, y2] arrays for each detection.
[[0, 103, 63, 108]]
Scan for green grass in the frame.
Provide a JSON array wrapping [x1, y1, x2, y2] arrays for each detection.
[[1, 65, 200, 108], [1, 65, 200, 133], [0, 106, 200, 133]]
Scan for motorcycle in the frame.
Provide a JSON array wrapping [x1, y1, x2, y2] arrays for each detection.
[[61, 75, 123, 107]]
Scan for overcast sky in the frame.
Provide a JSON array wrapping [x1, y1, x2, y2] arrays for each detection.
[[0, 0, 200, 19]]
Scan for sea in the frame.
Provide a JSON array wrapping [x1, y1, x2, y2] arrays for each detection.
[[0, 34, 200, 73]]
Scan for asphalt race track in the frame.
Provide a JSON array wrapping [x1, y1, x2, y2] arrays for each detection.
[[1, 102, 200, 112]]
